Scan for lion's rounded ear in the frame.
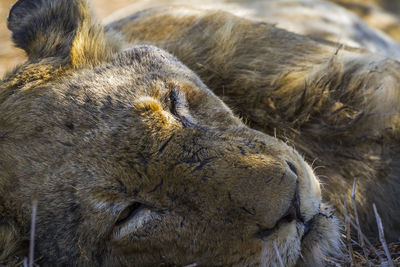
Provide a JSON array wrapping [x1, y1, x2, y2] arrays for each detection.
[[7, 0, 123, 66], [8, 0, 80, 61]]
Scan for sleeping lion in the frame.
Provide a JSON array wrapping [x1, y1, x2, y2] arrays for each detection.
[[0, 0, 399, 266]]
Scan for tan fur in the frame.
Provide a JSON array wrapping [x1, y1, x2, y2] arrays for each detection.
[[0, 0, 343, 266], [2, 0, 400, 266], [106, 2, 400, 240], [70, 0, 125, 67]]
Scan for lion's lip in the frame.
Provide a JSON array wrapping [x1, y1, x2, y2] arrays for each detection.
[[256, 214, 316, 240]]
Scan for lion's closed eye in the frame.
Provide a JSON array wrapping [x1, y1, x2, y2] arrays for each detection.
[[116, 202, 144, 226], [167, 89, 195, 127]]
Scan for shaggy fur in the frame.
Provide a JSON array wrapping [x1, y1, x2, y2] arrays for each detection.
[[106, 2, 400, 240], [0, 0, 344, 266]]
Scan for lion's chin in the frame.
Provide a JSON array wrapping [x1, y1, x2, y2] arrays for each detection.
[[258, 203, 341, 267], [296, 203, 342, 266]]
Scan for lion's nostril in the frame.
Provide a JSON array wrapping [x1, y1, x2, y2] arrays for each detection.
[[285, 160, 298, 176]]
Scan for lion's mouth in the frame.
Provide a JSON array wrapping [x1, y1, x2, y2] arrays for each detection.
[[256, 189, 315, 239]]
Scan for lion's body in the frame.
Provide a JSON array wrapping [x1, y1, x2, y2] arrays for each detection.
[[107, 2, 400, 239], [0, 0, 399, 266]]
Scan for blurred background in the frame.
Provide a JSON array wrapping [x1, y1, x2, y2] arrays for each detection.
[[1, 0, 400, 77]]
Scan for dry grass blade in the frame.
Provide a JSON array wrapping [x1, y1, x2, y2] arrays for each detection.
[[29, 200, 38, 267], [351, 179, 368, 260], [273, 241, 284, 267], [373, 203, 394, 267], [348, 218, 383, 262], [344, 195, 355, 266]]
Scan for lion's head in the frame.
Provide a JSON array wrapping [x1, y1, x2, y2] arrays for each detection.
[[0, 0, 340, 266]]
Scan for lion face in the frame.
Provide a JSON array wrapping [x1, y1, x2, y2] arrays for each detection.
[[0, 0, 340, 266]]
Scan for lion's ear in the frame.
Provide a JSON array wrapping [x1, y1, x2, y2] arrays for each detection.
[[7, 0, 123, 67]]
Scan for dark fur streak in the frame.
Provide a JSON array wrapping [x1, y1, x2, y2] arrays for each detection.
[[193, 156, 218, 172], [224, 218, 233, 224], [324, 111, 365, 132], [238, 146, 247, 155], [279, 172, 286, 185], [159, 134, 175, 153], [116, 179, 128, 194], [241, 206, 256, 216], [228, 192, 232, 201], [57, 141, 74, 147], [0, 132, 9, 139], [319, 212, 334, 219], [166, 191, 179, 202], [84, 94, 92, 103], [101, 95, 113, 111], [65, 121, 74, 130], [147, 179, 163, 193], [180, 216, 186, 228], [127, 161, 135, 169], [265, 177, 274, 184]]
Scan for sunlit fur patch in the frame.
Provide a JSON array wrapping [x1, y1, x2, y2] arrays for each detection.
[[133, 97, 163, 113], [132, 96, 177, 127]]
